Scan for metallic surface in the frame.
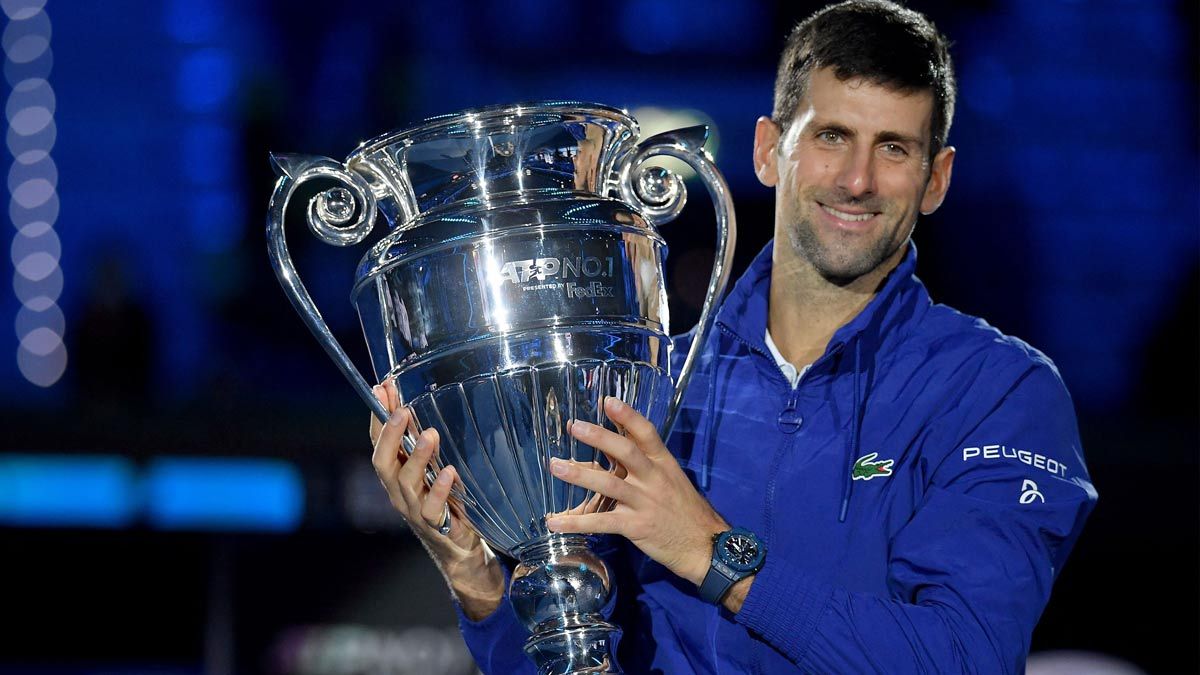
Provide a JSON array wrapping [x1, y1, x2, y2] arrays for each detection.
[[266, 102, 737, 674], [513, 535, 620, 674]]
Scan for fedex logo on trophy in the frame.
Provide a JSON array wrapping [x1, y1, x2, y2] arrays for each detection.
[[497, 256, 615, 284]]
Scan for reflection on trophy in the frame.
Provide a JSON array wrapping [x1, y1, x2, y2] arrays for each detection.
[[266, 103, 736, 675]]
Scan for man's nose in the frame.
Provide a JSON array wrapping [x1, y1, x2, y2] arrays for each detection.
[[835, 146, 876, 198]]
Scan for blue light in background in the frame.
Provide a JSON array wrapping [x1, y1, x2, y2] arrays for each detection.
[[0, 454, 307, 531], [145, 457, 304, 532], [619, 0, 765, 56], [180, 122, 233, 187], [961, 55, 1014, 119], [165, 0, 221, 45], [0, 454, 138, 527], [175, 47, 234, 113], [621, 0, 685, 55], [188, 189, 241, 253]]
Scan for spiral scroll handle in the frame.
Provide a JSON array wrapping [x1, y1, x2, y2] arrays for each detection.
[[265, 153, 391, 424], [617, 125, 738, 438]]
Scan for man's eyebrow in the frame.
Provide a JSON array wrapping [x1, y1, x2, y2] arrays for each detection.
[[875, 130, 926, 148], [812, 121, 855, 138]]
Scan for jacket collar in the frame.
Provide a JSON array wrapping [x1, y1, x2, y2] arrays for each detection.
[[714, 239, 927, 359]]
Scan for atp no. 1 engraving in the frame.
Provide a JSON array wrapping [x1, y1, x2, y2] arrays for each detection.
[[493, 244, 624, 304]]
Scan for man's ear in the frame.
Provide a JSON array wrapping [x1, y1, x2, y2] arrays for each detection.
[[920, 146, 955, 215], [753, 116, 781, 187]]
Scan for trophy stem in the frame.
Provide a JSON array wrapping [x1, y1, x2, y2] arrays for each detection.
[[510, 534, 623, 674]]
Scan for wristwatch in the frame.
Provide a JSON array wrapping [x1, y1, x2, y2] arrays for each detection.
[[698, 527, 767, 604]]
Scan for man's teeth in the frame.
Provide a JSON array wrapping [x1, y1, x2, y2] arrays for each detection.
[[821, 204, 875, 222]]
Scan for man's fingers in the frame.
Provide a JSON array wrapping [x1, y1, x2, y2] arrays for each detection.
[[568, 419, 650, 474], [372, 404, 411, 473], [545, 510, 623, 536], [550, 458, 639, 505], [419, 465, 457, 529], [369, 385, 388, 445], [396, 428, 440, 499], [603, 396, 666, 458], [383, 377, 401, 411]]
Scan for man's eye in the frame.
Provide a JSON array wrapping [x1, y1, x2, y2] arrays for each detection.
[[817, 131, 842, 143], [881, 143, 908, 156]]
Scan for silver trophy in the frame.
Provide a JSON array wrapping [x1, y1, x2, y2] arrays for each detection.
[[266, 102, 735, 674]]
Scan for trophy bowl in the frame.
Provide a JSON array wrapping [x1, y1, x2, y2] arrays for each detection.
[[266, 102, 735, 675]]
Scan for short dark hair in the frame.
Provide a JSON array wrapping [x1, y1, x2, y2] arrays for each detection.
[[772, 0, 956, 160]]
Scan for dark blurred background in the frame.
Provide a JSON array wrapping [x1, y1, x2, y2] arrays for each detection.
[[0, 0, 1196, 673]]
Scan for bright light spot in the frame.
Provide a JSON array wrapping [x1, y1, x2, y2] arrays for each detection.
[[12, 264, 61, 304], [16, 299, 62, 338], [17, 219, 50, 237], [16, 338, 66, 386], [3, 46, 52, 87], [20, 293, 52, 311], [7, 104, 49, 135], [14, 148, 45, 164], [6, 116, 54, 156], [0, 0, 46, 21], [8, 152, 55, 190], [11, 175, 53, 207], [9, 189, 57, 226], [1, 4, 49, 40], [7, 0, 60, 388], [4, 34, 47, 63], [19, 324, 59, 355], [11, 220, 58, 261], [14, 250, 56, 280], [627, 106, 718, 180], [6, 77, 54, 116]]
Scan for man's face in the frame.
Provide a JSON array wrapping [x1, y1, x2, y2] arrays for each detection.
[[754, 67, 955, 284]]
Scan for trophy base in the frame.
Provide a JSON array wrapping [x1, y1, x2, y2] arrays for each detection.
[[511, 534, 623, 675]]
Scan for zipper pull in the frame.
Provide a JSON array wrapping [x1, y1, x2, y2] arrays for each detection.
[[777, 387, 802, 434]]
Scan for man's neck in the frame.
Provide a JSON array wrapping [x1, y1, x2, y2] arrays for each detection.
[[766, 244, 905, 368]]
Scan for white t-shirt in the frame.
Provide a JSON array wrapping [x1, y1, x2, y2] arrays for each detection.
[[765, 329, 811, 389]]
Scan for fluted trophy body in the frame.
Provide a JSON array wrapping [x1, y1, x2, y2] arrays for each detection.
[[266, 103, 736, 675]]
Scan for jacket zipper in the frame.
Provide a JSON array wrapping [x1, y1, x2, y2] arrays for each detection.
[[716, 322, 794, 394], [716, 321, 841, 393]]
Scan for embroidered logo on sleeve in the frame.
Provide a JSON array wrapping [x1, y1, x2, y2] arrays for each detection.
[[1020, 479, 1045, 504], [852, 452, 894, 481]]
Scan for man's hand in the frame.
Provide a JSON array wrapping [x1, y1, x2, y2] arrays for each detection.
[[370, 379, 504, 620], [545, 396, 730, 587]]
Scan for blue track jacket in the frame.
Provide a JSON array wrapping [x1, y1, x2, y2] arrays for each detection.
[[458, 241, 1097, 674]]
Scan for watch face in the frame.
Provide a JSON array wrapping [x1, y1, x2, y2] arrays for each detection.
[[719, 531, 765, 572]]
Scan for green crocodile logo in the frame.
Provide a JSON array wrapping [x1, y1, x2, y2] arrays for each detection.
[[852, 452, 894, 481]]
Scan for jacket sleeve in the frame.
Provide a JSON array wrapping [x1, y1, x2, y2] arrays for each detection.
[[734, 362, 1098, 674], [454, 562, 537, 675]]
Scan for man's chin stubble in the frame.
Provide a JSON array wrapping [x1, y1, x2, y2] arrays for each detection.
[[787, 225, 891, 287]]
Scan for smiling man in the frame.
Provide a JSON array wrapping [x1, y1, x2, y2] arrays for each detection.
[[370, 1, 1097, 672]]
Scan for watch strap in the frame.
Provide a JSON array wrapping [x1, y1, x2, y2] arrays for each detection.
[[699, 560, 735, 604]]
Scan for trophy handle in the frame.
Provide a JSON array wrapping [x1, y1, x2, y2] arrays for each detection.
[[265, 152, 391, 423], [617, 125, 737, 437]]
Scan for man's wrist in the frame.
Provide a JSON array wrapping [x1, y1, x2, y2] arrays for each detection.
[[687, 523, 732, 586], [446, 552, 505, 621], [721, 575, 754, 614]]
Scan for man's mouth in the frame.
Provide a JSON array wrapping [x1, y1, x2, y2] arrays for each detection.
[[820, 203, 878, 222]]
